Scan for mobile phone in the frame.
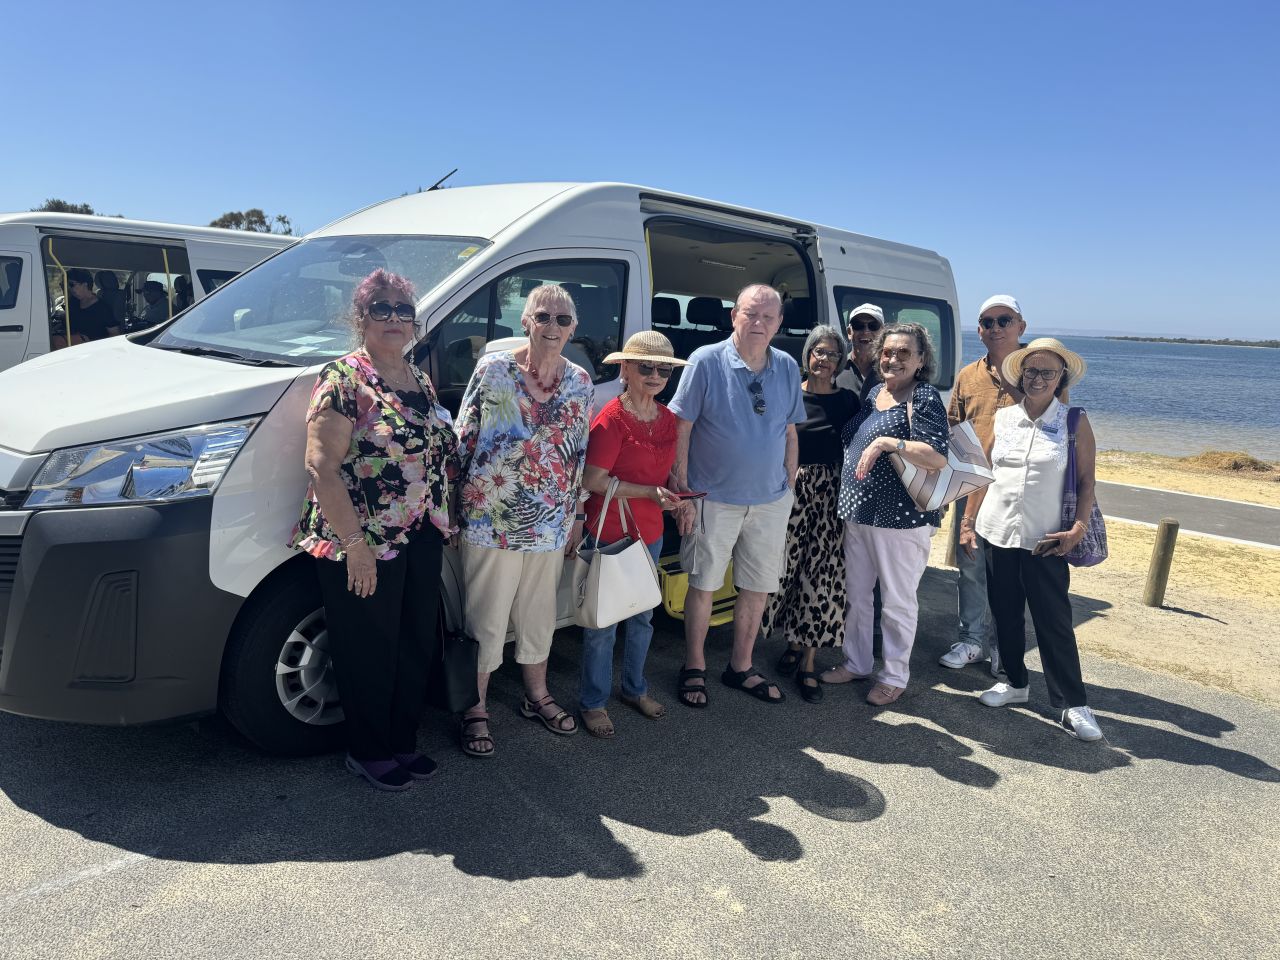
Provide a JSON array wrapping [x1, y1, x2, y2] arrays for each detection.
[[1032, 538, 1061, 556], [672, 490, 708, 500]]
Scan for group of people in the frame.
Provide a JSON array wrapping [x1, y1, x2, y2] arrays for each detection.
[[293, 270, 1103, 792], [52, 270, 193, 348]]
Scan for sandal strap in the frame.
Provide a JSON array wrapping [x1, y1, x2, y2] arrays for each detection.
[[725, 665, 765, 684], [461, 714, 490, 729], [678, 667, 706, 681]]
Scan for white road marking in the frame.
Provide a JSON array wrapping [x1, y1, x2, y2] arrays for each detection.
[[1106, 516, 1280, 551], [2, 849, 158, 909], [1099, 481, 1280, 511]]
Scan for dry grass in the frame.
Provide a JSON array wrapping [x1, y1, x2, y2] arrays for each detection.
[[1097, 450, 1280, 507], [929, 517, 1280, 705]]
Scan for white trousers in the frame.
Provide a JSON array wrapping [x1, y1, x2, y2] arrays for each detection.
[[841, 522, 931, 689]]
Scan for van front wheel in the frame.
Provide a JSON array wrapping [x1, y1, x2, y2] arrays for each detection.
[[219, 564, 345, 756]]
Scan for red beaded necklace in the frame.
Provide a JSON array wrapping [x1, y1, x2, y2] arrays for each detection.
[[519, 354, 563, 396]]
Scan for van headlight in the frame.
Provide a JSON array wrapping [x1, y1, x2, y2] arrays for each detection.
[[24, 419, 261, 508]]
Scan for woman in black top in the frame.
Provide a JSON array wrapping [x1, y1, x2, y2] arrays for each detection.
[[763, 325, 860, 702]]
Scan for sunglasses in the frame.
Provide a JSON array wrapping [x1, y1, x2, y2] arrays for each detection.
[[880, 348, 917, 363], [368, 300, 416, 322], [748, 380, 766, 416], [531, 312, 574, 327], [634, 362, 673, 379], [979, 315, 1018, 329], [1023, 366, 1064, 382], [810, 347, 840, 360], [848, 319, 882, 333]]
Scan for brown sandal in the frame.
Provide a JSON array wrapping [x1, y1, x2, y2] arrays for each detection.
[[619, 693, 666, 720], [460, 713, 495, 758], [520, 693, 578, 735], [580, 708, 615, 739]]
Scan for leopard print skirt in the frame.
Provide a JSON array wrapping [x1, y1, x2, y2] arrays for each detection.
[[761, 463, 846, 648]]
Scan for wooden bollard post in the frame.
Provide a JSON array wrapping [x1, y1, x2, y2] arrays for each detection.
[[1143, 518, 1180, 607], [945, 502, 961, 568]]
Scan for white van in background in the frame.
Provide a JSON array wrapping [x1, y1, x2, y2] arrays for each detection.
[[0, 182, 960, 755], [0, 213, 294, 371]]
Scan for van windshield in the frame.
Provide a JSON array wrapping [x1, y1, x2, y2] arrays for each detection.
[[150, 235, 487, 364]]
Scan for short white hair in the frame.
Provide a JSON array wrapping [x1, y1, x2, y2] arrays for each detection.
[[522, 284, 577, 321], [733, 283, 782, 312]]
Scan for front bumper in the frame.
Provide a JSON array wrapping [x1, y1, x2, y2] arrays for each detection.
[[0, 498, 244, 725]]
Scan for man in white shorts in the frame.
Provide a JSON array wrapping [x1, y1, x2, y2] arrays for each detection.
[[668, 284, 806, 707]]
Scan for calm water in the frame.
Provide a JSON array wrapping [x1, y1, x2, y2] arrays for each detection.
[[958, 332, 1280, 461]]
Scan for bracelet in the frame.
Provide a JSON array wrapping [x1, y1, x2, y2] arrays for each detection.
[[338, 532, 365, 548], [960, 516, 975, 527]]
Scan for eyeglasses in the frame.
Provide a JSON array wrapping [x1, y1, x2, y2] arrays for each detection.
[[848, 319, 882, 333], [748, 380, 766, 416], [810, 348, 839, 360], [880, 348, 916, 362], [979, 315, 1018, 329], [634, 362, 673, 379], [531, 312, 574, 327], [368, 300, 416, 322], [1022, 366, 1064, 382]]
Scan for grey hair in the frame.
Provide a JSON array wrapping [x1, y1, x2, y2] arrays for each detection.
[[521, 284, 577, 326], [801, 325, 847, 374], [874, 322, 938, 383], [733, 283, 783, 311]]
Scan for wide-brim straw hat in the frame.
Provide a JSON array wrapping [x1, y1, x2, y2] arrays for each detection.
[[602, 330, 689, 366], [1002, 337, 1087, 386]]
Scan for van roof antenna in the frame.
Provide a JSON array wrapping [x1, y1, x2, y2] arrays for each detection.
[[426, 169, 458, 191]]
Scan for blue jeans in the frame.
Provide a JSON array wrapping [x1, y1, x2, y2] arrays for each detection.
[[578, 536, 663, 711], [956, 497, 993, 656]]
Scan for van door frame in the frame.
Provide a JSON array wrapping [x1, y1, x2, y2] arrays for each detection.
[[0, 247, 35, 364]]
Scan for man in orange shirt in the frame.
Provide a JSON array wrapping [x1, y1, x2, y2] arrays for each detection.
[[939, 294, 1026, 674]]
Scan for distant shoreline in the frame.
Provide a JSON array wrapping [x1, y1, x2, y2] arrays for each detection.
[[1106, 336, 1279, 348]]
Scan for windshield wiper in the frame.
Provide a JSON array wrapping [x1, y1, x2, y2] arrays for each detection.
[[151, 344, 296, 367]]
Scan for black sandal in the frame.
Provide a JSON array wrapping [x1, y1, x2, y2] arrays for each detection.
[[677, 667, 709, 709], [520, 694, 578, 735], [797, 670, 824, 703], [460, 714, 495, 758], [721, 665, 786, 704], [775, 646, 803, 678]]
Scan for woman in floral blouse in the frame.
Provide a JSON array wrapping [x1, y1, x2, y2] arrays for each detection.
[[454, 284, 593, 756], [293, 268, 459, 791]]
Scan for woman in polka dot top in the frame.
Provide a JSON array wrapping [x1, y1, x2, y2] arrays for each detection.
[[822, 323, 949, 706]]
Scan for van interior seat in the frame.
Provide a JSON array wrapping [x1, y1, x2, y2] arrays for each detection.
[[651, 296, 680, 328], [686, 297, 724, 330], [783, 296, 813, 332]]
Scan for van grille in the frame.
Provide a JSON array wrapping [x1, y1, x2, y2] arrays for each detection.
[[0, 489, 26, 511], [0, 536, 19, 665]]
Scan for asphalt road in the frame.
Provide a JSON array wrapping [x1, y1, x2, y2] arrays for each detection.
[[1097, 480, 1280, 547], [1, 567, 1277, 960]]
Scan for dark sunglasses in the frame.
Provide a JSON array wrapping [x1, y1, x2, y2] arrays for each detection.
[[979, 315, 1018, 329], [532, 312, 574, 327], [748, 379, 766, 416], [848, 319, 882, 332], [634, 362, 673, 379], [368, 300, 416, 322]]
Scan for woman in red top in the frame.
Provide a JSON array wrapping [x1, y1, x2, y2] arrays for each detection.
[[576, 332, 694, 738]]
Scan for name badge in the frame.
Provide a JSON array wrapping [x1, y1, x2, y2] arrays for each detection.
[[1040, 422, 1060, 435]]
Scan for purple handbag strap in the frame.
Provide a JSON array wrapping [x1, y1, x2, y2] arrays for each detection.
[[1064, 406, 1082, 507]]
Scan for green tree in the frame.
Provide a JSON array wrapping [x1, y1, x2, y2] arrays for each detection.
[[33, 198, 97, 214], [208, 209, 294, 235]]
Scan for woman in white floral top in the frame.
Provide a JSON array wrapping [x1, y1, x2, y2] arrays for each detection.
[[454, 284, 594, 755], [293, 269, 459, 791]]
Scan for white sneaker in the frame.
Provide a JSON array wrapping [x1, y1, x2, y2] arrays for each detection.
[[940, 641, 984, 669], [979, 682, 1029, 707], [1062, 706, 1103, 742]]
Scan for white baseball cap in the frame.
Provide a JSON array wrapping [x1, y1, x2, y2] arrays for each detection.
[[978, 294, 1022, 317]]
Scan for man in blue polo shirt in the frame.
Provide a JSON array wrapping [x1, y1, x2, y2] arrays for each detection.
[[669, 283, 806, 708]]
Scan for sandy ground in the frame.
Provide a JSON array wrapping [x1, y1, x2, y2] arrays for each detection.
[[1097, 450, 1280, 507], [931, 514, 1280, 707]]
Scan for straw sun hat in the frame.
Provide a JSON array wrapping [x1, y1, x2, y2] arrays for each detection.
[[602, 330, 689, 366], [1002, 337, 1087, 386]]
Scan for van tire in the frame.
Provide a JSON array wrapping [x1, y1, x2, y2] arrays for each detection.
[[219, 561, 344, 756]]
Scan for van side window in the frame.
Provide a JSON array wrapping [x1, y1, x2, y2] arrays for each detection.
[[425, 259, 627, 403], [197, 269, 239, 294], [833, 286, 956, 390], [41, 234, 192, 346], [0, 257, 21, 309]]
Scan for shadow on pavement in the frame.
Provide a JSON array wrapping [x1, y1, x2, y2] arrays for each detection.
[[0, 565, 1274, 879]]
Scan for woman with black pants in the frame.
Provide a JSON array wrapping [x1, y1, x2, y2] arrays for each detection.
[[959, 338, 1103, 742], [291, 268, 459, 789]]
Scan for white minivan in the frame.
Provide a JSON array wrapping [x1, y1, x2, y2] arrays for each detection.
[[0, 182, 960, 754], [0, 212, 294, 371]]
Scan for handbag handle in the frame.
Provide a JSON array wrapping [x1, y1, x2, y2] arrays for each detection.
[[593, 475, 621, 544]]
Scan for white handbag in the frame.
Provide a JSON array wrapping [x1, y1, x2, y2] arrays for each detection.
[[889, 398, 995, 513], [572, 477, 662, 630]]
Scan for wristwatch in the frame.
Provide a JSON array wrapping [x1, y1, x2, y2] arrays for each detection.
[[896, 439, 907, 453]]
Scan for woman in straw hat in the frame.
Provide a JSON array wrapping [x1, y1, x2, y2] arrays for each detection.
[[958, 337, 1105, 742], [575, 331, 695, 738]]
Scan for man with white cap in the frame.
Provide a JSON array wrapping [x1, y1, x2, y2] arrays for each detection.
[[835, 303, 883, 401], [939, 294, 1030, 673]]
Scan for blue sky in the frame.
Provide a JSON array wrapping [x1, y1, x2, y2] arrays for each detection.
[[3, 0, 1276, 337]]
